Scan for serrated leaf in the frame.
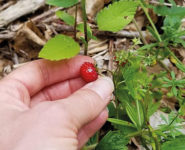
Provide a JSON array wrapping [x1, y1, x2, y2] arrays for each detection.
[[108, 118, 136, 128], [97, 0, 139, 32], [39, 34, 80, 60], [47, 0, 78, 8], [56, 11, 75, 26], [162, 135, 185, 150], [95, 131, 129, 150]]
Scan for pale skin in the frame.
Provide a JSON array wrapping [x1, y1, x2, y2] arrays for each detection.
[[0, 55, 114, 150]]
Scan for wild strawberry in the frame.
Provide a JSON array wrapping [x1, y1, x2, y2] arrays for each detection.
[[80, 62, 98, 82]]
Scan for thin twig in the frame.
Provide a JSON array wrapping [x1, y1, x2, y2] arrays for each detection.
[[32, 7, 64, 23], [108, 40, 114, 77], [81, 0, 88, 55], [132, 18, 148, 45]]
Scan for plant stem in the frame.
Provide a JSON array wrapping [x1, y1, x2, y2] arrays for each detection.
[[125, 130, 145, 138], [168, 112, 179, 127], [138, 1, 173, 73], [81, 0, 88, 55], [140, 1, 162, 42], [147, 125, 160, 150], [133, 18, 148, 45], [74, 5, 78, 40]]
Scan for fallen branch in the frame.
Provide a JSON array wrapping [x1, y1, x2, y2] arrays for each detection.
[[0, 0, 45, 28]]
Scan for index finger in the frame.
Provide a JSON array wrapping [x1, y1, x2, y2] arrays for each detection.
[[6, 55, 93, 96]]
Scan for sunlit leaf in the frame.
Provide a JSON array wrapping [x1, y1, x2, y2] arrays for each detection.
[[39, 34, 80, 60]]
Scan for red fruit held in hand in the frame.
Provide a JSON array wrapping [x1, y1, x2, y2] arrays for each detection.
[[80, 62, 98, 82]]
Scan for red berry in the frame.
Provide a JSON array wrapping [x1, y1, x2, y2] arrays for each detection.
[[80, 62, 98, 82]]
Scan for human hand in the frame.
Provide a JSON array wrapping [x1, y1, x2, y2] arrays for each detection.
[[0, 55, 114, 150]]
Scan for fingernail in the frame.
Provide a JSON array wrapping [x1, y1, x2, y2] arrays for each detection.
[[83, 77, 114, 101]]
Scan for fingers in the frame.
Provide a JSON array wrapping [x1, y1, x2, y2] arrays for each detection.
[[31, 77, 86, 107], [58, 77, 114, 129], [6, 55, 93, 96], [77, 109, 108, 149]]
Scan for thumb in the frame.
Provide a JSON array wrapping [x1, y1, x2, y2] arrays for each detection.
[[58, 77, 114, 129]]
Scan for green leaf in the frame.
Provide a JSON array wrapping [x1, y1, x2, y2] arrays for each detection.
[[148, 101, 160, 118], [125, 101, 144, 129], [153, 5, 185, 18], [113, 125, 138, 137], [39, 34, 80, 60], [95, 131, 129, 150], [162, 136, 185, 150], [176, 62, 185, 73], [97, 0, 139, 32], [147, 26, 160, 42], [138, 43, 158, 51], [171, 71, 175, 79], [168, 0, 176, 6], [107, 118, 136, 128], [172, 86, 177, 96], [46, 0, 78, 8], [107, 102, 117, 118], [56, 11, 75, 26]]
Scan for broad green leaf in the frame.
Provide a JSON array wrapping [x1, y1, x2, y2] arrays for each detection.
[[39, 34, 80, 60], [56, 11, 75, 26], [95, 131, 129, 150], [107, 118, 136, 128], [97, 0, 139, 32], [47, 0, 78, 8], [162, 135, 185, 150]]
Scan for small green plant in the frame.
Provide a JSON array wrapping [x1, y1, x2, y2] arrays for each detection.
[[163, 71, 185, 97]]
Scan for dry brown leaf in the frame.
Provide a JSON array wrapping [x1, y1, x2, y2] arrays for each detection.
[[13, 21, 46, 59], [86, 0, 104, 20]]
